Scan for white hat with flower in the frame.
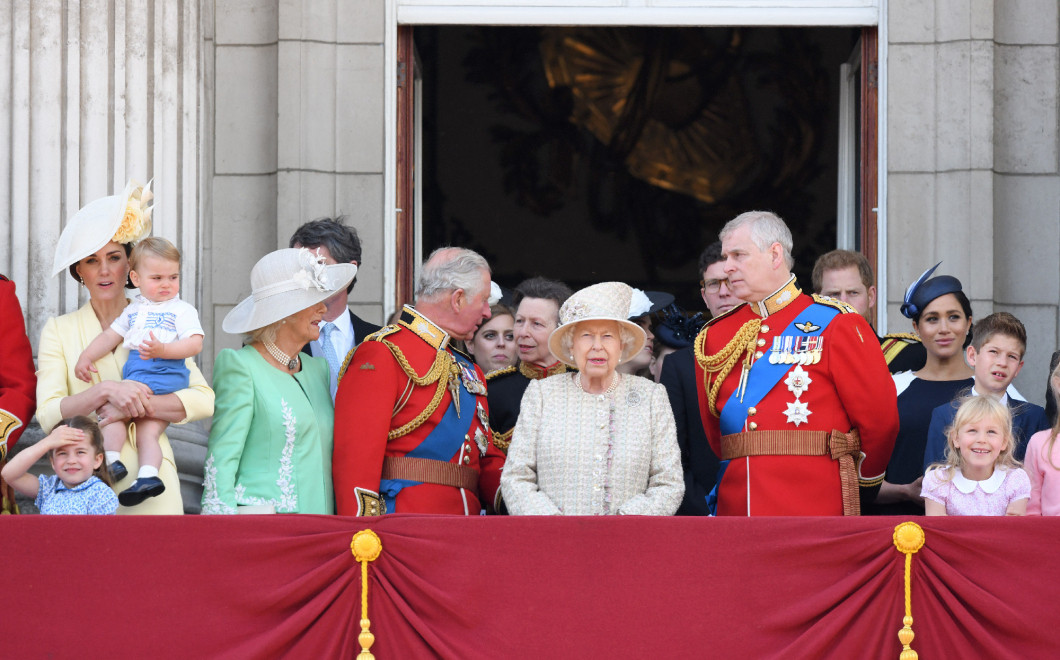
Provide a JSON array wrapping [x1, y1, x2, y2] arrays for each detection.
[[222, 248, 358, 334], [547, 281, 647, 368], [51, 179, 154, 276]]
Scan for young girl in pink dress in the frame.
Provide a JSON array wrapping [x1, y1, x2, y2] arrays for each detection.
[[922, 395, 1030, 516], [1025, 362, 1060, 515]]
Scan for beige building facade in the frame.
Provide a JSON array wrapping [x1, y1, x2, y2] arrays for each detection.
[[2, 1, 1058, 506]]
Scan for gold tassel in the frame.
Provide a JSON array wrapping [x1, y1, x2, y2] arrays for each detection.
[[892, 522, 926, 660], [351, 529, 383, 660]]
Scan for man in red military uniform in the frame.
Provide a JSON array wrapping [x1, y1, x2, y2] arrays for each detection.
[[694, 212, 898, 515], [1, 275, 38, 514], [333, 247, 505, 515]]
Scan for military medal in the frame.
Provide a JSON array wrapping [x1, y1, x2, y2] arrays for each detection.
[[476, 401, 489, 429], [769, 337, 783, 364], [459, 362, 487, 395], [474, 428, 488, 454], [784, 365, 812, 398], [784, 399, 811, 426]]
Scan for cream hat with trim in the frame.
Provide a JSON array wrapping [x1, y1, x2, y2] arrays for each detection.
[[51, 180, 153, 277], [547, 281, 647, 368], [222, 248, 357, 334]]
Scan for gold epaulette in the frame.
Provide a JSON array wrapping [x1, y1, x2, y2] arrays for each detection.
[[366, 324, 401, 342], [812, 293, 856, 314], [338, 325, 400, 382], [486, 365, 516, 381], [882, 332, 920, 344]]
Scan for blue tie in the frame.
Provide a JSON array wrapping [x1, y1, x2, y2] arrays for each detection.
[[319, 322, 342, 399]]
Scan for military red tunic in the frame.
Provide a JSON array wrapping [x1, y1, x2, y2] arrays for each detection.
[[694, 277, 898, 516], [333, 306, 504, 516], [0, 276, 36, 457]]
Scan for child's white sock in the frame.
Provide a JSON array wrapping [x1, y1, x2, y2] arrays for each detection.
[[106, 451, 121, 465], [137, 466, 159, 479]]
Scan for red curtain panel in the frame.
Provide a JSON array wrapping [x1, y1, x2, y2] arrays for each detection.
[[7, 515, 1057, 659]]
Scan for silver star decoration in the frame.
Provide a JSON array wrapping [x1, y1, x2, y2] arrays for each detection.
[[784, 399, 812, 427], [784, 364, 812, 398]]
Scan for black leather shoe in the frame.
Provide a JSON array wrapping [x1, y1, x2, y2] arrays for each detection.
[[118, 477, 166, 507], [109, 460, 128, 483]]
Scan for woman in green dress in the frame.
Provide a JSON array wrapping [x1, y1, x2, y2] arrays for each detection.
[[201, 248, 356, 514]]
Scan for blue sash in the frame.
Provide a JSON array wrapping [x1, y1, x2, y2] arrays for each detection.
[[707, 302, 840, 514], [380, 351, 479, 509]]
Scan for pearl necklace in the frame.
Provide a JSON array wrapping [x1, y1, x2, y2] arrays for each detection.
[[263, 341, 300, 371], [576, 373, 619, 396]]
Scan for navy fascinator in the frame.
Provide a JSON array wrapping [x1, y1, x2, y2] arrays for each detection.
[[654, 305, 707, 350], [900, 262, 964, 319]]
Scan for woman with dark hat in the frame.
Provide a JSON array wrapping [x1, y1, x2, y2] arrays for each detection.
[[500, 282, 683, 515], [201, 248, 356, 514], [38, 181, 215, 514], [871, 263, 974, 515]]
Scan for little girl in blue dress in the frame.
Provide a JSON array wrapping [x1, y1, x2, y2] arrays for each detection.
[[0, 416, 117, 514]]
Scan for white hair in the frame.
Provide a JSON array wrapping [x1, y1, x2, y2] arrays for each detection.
[[415, 247, 491, 301], [720, 210, 794, 269]]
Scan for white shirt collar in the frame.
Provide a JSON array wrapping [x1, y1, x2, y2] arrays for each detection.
[[951, 466, 1008, 494], [971, 382, 1009, 406], [329, 306, 354, 340]]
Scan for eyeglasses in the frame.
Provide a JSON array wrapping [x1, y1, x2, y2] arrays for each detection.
[[700, 278, 729, 294]]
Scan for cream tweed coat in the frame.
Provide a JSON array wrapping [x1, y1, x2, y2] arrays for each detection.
[[501, 372, 683, 515]]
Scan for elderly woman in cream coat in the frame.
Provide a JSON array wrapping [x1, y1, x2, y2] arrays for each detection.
[[501, 282, 683, 515]]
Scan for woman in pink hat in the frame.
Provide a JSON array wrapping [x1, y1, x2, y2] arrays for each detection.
[[38, 181, 215, 515], [500, 281, 684, 515]]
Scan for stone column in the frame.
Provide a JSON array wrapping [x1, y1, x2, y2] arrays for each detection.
[[0, 0, 208, 511], [992, 2, 1060, 406], [886, 1, 1059, 403]]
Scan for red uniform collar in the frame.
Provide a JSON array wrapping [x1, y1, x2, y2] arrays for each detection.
[[749, 275, 801, 318]]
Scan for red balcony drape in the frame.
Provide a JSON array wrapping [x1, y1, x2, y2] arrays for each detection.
[[8, 515, 1057, 658]]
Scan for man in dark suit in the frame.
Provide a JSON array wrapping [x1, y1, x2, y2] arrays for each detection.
[[291, 217, 381, 399], [659, 242, 739, 515]]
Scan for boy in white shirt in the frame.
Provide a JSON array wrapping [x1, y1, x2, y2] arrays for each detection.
[[76, 237, 204, 506]]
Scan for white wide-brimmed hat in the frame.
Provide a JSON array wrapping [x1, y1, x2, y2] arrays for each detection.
[[52, 180, 154, 277], [222, 248, 357, 334], [547, 282, 647, 368]]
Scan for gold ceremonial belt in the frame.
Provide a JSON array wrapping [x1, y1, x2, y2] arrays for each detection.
[[720, 428, 860, 461], [381, 456, 479, 496], [720, 429, 862, 515]]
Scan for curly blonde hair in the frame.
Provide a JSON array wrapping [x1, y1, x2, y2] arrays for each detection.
[[930, 395, 1020, 481]]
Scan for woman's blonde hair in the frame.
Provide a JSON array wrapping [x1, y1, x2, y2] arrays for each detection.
[[931, 395, 1020, 480], [246, 320, 282, 346]]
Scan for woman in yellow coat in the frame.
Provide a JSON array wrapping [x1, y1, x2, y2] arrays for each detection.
[[37, 181, 214, 514]]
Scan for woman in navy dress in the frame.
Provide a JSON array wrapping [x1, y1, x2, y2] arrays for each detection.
[[870, 264, 974, 515]]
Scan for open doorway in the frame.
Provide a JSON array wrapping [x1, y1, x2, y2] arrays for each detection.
[[408, 26, 867, 310]]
